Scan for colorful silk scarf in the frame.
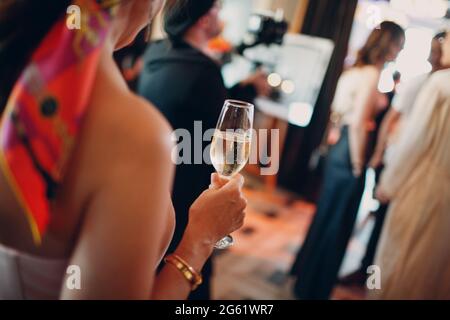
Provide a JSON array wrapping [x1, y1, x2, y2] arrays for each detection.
[[0, 0, 115, 244]]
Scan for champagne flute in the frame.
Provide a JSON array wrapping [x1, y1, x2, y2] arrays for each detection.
[[210, 99, 254, 249]]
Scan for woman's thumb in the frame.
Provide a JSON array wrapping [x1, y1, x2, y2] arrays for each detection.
[[223, 174, 244, 191]]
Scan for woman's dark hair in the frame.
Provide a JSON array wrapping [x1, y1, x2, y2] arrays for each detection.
[[354, 21, 405, 67]]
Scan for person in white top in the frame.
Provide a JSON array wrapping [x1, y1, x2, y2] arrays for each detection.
[[290, 21, 405, 299], [337, 31, 448, 289]]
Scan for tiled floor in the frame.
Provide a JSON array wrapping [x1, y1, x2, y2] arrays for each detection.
[[212, 176, 375, 300]]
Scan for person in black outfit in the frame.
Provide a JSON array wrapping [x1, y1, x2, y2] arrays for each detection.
[[137, 0, 270, 300]]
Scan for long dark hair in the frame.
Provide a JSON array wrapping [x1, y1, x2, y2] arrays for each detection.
[[0, 0, 72, 111], [354, 21, 405, 67]]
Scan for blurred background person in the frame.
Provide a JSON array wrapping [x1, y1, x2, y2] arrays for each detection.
[[137, 0, 271, 300], [371, 30, 450, 299], [336, 71, 401, 288], [290, 21, 405, 299], [339, 31, 447, 288]]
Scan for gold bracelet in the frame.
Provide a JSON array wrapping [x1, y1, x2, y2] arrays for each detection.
[[164, 254, 203, 291]]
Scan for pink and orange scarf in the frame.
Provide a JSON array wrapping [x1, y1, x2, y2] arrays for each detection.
[[0, 0, 115, 244]]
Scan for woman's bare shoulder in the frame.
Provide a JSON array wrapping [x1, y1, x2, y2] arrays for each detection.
[[66, 51, 175, 205], [72, 84, 175, 198], [88, 86, 173, 155], [92, 87, 172, 144], [87, 52, 173, 154]]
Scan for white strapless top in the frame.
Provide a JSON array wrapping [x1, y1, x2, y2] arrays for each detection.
[[0, 244, 67, 299]]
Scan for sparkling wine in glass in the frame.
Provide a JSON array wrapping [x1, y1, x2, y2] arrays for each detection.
[[210, 99, 254, 249]]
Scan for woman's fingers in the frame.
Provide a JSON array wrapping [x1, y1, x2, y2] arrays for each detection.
[[209, 173, 228, 189], [222, 174, 244, 191]]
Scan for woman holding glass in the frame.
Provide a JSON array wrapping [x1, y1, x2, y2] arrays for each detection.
[[0, 0, 247, 299]]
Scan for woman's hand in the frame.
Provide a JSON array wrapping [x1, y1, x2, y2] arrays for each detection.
[[185, 173, 247, 247], [156, 174, 247, 299]]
